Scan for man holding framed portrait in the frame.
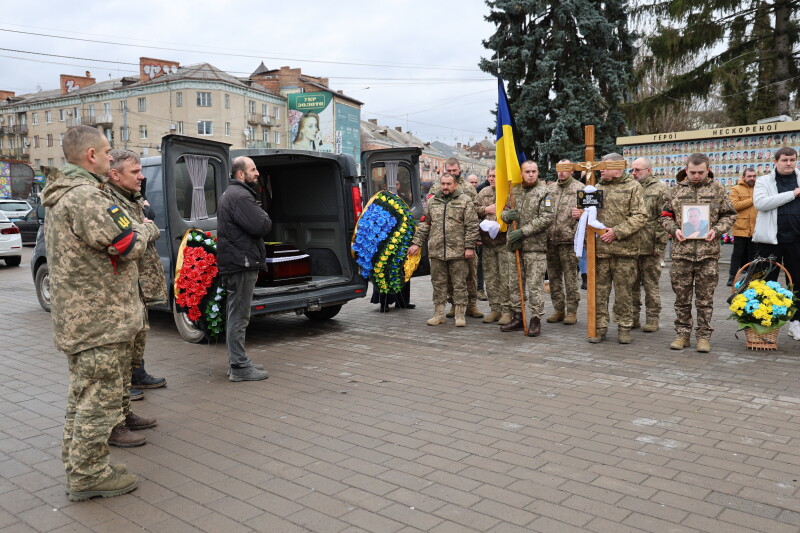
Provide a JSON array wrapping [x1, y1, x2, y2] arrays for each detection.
[[660, 153, 736, 353]]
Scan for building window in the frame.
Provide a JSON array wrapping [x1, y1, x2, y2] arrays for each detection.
[[34, 159, 40, 167], [59, 133, 65, 146], [8, 138, 14, 149], [47, 158, 54, 166], [47, 134, 53, 147], [138, 97, 146, 112], [273, 106, 281, 120], [261, 103, 267, 116], [263, 130, 269, 142], [196, 92, 212, 107], [274, 131, 281, 145], [32, 112, 38, 125], [103, 102, 111, 115], [248, 100, 255, 113], [176, 92, 183, 107], [7, 116, 13, 127], [224, 94, 230, 109], [87, 105, 95, 118], [121, 127, 130, 141], [197, 120, 212, 135], [59, 109, 66, 121], [225, 122, 230, 136], [33, 135, 40, 148], [45, 110, 52, 123], [177, 121, 184, 134], [139, 125, 147, 139]]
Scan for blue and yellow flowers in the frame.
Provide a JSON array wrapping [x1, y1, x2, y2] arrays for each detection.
[[352, 191, 417, 294], [729, 278, 796, 333]]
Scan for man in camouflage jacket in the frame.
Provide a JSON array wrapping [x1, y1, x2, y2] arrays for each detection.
[[545, 160, 583, 326], [409, 173, 479, 326], [572, 154, 647, 344], [42, 126, 159, 500], [105, 149, 167, 447], [630, 157, 669, 333], [501, 161, 555, 336], [475, 169, 511, 324], [660, 154, 736, 353]]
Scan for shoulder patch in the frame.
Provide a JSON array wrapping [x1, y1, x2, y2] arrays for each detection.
[[107, 205, 132, 231], [544, 196, 552, 208]]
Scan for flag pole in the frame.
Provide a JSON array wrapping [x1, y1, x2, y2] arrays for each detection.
[[506, 181, 528, 335]]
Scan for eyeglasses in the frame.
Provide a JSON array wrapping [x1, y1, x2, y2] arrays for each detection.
[[631, 168, 647, 172]]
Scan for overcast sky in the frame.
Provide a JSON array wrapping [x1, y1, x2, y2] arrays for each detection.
[[1, 0, 499, 145]]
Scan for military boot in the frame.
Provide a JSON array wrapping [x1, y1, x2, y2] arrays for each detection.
[[670, 336, 690, 350], [109, 425, 146, 448], [427, 305, 447, 326], [563, 312, 577, 325], [696, 338, 711, 353], [500, 313, 524, 332], [477, 289, 488, 301], [454, 305, 467, 327], [445, 304, 456, 318], [588, 328, 607, 343], [483, 310, 501, 323], [68, 471, 139, 501], [631, 317, 641, 329], [643, 319, 659, 333], [466, 303, 484, 318], [546, 311, 565, 323], [497, 311, 514, 325], [125, 413, 157, 430], [618, 327, 632, 344], [527, 316, 541, 337]]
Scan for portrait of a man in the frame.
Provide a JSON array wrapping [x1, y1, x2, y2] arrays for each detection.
[[682, 204, 710, 239]]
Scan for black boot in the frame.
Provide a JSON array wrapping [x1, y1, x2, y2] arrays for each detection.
[[581, 273, 587, 290], [131, 361, 167, 389], [500, 313, 524, 332]]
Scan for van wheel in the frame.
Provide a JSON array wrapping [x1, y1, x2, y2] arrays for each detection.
[[304, 304, 342, 321], [173, 307, 207, 343], [35, 264, 51, 312], [4, 256, 21, 267]]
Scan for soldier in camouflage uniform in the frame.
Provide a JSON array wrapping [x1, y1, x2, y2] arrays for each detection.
[[105, 149, 168, 447], [428, 158, 482, 318], [545, 160, 583, 326], [475, 169, 511, 323], [660, 153, 736, 353], [630, 158, 669, 332], [409, 173, 479, 327], [500, 161, 555, 336], [572, 153, 647, 344], [42, 126, 160, 501]]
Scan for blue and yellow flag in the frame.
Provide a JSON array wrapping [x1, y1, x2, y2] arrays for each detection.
[[494, 78, 526, 232]]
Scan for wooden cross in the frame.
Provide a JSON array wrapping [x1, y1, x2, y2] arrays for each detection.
[[554, 126, 626, 340]]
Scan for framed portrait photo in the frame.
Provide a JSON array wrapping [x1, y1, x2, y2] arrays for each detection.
[[682, 204, 710, 239]]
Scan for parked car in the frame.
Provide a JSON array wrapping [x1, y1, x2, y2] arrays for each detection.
[[0, 199, 32, 221], [14, 209, 42, 245], [0, 212, 22, 266]]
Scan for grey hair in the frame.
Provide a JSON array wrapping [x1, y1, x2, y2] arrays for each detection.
[[602, 153, 624, 161], [110, 149, 140, 171]]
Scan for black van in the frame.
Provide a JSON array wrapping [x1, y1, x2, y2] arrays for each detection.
[[32, 135, 425, 342]]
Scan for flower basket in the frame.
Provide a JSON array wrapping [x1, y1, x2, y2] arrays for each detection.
[[729, 259, 796, 351]]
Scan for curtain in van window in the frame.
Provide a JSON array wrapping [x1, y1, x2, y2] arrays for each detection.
[[185, 155, 210, 220], [384, 161, 399, 193]]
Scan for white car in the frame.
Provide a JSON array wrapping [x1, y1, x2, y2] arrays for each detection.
[[0, 199, 32, 222], [0, 212, 22, 266]]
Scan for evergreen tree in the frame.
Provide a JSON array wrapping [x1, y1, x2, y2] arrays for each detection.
[[480, 0, 635, 174], [633, 0, 799, 124]]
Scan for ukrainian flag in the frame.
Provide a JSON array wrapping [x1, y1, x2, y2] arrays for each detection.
[[495, 77, 526, 232]]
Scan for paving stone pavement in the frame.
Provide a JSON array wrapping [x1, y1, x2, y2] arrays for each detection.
[[2, 246, 800, 532]]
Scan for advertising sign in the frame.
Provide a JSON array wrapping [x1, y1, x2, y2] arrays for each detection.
[[335, 103, 361, 161], [289, 92, 334, 152]]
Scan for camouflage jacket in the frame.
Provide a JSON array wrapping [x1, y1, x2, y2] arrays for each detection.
[[475, 186, 506, 246], [412, 189, 479, 261], [107, 182, 167, 306], [634, 174, 669, 256], [427, 176, 477, 202], [660, 174, 736, 262], [546, 177, 583, 245], [502, 181, 554, 253], [41, 164, 159, 355], [595, 173, 648, 258]]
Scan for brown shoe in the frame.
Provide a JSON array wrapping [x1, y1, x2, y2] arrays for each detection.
[[109, 425, 146, 448], [527, 316, 541, 337], [466, 305, 484, 318], [546, 311, 565, 323], [500, 313, 524, 332], [562, 312, 577, 325], [125, 413, 157, 430]]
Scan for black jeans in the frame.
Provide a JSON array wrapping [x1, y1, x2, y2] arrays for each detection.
[[755, 242, 800, 293], [729, 236, 756, 281]]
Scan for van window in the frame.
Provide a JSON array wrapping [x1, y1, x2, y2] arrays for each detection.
[[174, 156, 219, 220], [370, 163, 413, 208]]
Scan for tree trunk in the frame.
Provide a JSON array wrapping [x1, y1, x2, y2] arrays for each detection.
[[773, 0, 791, 115]]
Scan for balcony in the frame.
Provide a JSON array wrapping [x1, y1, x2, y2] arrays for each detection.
[[10, 124, 28, 135], [81, 114, 114, 126], [0, 126, 10, 136], [247, 113, 272, 127], [245, 141, 273, 149], [0, 148, 28, 160], [66, 117, 82, 127]]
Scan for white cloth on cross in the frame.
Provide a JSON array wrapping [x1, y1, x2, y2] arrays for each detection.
[[574, 186, 606, 257], [480, 219, 501, 239]]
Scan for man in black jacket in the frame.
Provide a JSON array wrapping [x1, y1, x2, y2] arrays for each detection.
[[218, 156, 272, 381]]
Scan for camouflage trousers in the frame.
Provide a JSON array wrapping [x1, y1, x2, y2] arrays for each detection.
[[507, 250, 547, 317], [597, 256, 638, 330], [447, 255, 478, 307], [546, 243, 580, 314], [482, 244, 511, 314], [62, 341, 130, 491], [671, 258, 719, 340], [122, 326, 147, 417], [632, 253, 663, 321], [431, 258, 469, 306]]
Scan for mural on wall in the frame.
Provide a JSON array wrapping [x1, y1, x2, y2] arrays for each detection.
[[0, 162, 11, 198], [59, 74, 95, 95], [139, 57, 180, 81]]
